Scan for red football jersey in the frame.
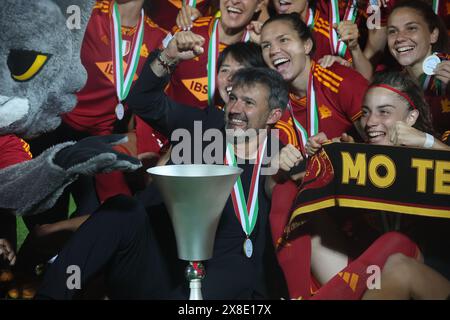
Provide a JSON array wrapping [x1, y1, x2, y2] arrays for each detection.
[[425, 90, 450, 140], [436, 0, 450, 37], [0, 134, 32, 170], [149, 0, 213, 32], [165, 16, 234, 109], [63, 0, 168, 136], [275, 62, 367, 147], [417, 71, 450, 141]]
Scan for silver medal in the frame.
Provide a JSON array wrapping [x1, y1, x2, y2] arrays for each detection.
[[243, 238, 253, 258], [422, 54, 441, 75], [115, 103, 124, 120]]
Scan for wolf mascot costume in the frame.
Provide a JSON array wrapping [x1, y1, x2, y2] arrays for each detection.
[[0, 0, 141, 217]]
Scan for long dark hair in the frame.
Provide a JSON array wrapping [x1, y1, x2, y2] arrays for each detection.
[[390, 0, 449, 53], [370, 71, 436, 136]]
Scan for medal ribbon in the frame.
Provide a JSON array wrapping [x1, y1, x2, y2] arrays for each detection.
[[242, 29, 251, 42], [111, 2, 145, 103], [421, 73, 445, 96], [305, 7, 315, 29], [436, 52, 450, 61], [432, 0, 439, 14], [307, 65, 319, 142], [288, 63, 318, 156], [207, 19, 250, 105], [419, 73, 433, 93], [434, 52, 449, 96], [184, 0, 197, 7], [288, 102, 308, 157], [329, 0, 357, 57], [207, 19, 220, 106], [224, 137, 267, 238]]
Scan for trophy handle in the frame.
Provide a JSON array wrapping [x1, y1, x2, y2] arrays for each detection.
[[186, 261, 205, 300]]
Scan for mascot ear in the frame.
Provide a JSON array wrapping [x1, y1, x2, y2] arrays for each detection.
[[53, 0, 95, 54]]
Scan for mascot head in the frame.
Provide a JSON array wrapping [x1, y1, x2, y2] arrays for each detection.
[[0, 0, 94, 138]]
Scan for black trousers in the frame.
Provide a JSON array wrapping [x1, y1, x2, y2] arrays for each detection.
[[35, 193, 274, 300], [36, 195, 171, 299]]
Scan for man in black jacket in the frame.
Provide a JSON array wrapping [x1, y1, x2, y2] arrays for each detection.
[[36, 32, 289, 299]]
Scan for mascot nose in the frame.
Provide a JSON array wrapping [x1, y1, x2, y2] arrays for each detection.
[[0, 95, 30, 128]]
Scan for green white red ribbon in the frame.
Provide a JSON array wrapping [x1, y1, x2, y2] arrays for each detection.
[[329, 0, 357, 57], [207, 19, 251, 105], [184, 0, 197, 8], [432, 0, 439, 14], [111, 1, 144, 103], [305, 7, 315, 29], [289, 63, 318, 155], [225, 137, 267, 238]]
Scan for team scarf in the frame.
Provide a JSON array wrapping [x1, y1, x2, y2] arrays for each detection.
[[111, 2, 144, 104], [288, 62, 318, 156], [224, 137, 267, 240], [207, 18, 250, 105], [329, 0, 358, 57]]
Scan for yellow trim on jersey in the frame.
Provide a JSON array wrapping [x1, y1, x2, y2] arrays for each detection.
[[94, 0, 110, 13], [275, 120, 298, 146], [351, 110, 362, 122], [314, 72, 338, 93], [289, 93, 307, 107], [313, 17, 330, 39], [20, 138, 33, 159], [315, 64, 344, 82], [313, 10, 320, 25], [313, 64, 346, 94], [196, 17, 214, 23], [275, 121, 294, 143], [193, 22, 211, 27], [315, 69, 341, 88]]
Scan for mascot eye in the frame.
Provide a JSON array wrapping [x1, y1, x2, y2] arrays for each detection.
[[7, 49, 51, 82]]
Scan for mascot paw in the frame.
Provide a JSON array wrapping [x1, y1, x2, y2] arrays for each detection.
[[54, 134, 142, 174]]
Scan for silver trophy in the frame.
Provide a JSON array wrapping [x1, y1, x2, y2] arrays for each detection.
[[147, 164, 243, 300]]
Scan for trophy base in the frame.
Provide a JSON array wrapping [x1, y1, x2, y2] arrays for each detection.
[[189, 279, 203, 300]]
